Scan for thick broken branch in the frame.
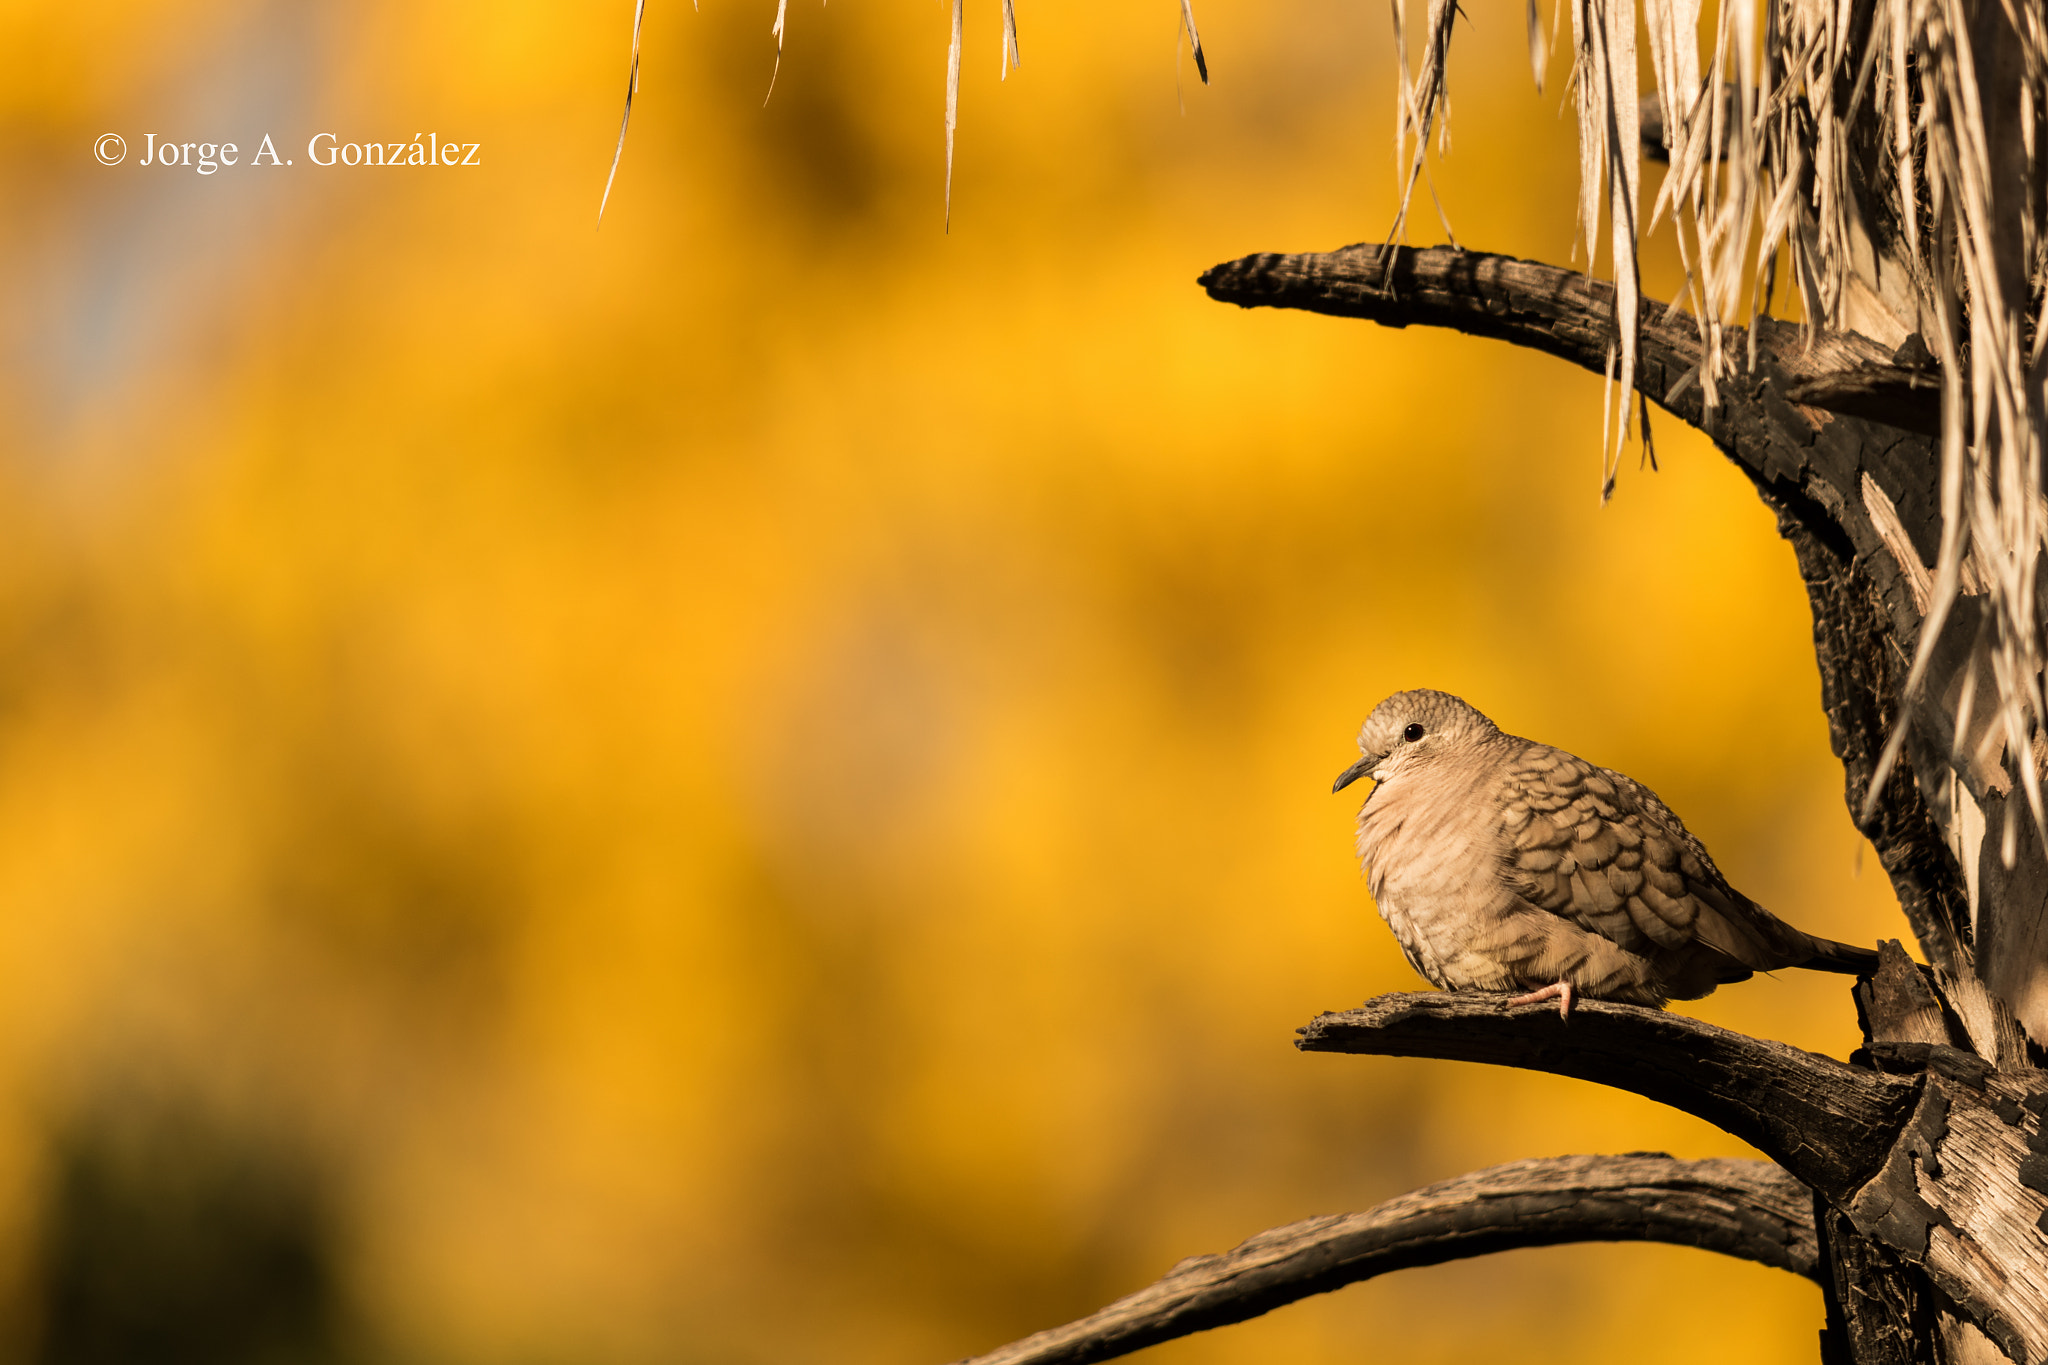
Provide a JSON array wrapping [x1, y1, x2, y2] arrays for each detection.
[[1297, 993, 1919, 1202], [952, 1154, 1816, 1365]]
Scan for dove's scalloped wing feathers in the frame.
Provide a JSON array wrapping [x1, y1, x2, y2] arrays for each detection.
[[1495, 744, 1809, 984]]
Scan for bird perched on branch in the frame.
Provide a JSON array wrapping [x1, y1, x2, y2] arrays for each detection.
[[1333, 689, 1879, 1016]]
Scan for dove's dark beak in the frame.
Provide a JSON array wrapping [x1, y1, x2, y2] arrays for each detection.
[[1332, 757, 1374, 793]]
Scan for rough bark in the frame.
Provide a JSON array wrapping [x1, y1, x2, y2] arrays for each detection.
[[1783, 366, 1944, 437], [952, 1155, 1818, 1365], [1816, 1198, 1933, 1365]]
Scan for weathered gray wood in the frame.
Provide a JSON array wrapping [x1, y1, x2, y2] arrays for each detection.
[[1858, 940, 1963, 1050], [950, 1155, 1817, 1365], [1816, 1198, 1932, 1365], [1831, 945, 1983, 1363], [1844, 1051, 2048, 1364]]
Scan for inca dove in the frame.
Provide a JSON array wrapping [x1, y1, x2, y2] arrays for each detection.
[[1333, 689, 1879, 1014]]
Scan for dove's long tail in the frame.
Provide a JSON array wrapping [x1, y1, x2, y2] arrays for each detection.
[[1800, 936, 1882, 976]]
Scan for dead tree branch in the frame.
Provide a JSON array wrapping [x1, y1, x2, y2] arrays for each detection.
[[1297, 993, 1919, 1202], [953, 1154, 1817, 1365]]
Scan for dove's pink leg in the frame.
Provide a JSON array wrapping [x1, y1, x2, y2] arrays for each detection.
[[1505, 981, 1574, 1020]]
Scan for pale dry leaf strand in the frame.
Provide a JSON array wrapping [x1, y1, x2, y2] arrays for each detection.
[[1392, 0, 1412, 186], [1528, 0, 1551, 92], [1602, 0, 1641, 497], [1640, 0, 1702, 223], [1181, 0, 1210, 84], [1001, 0, 1021, 77], [1571, 0, 1606, 276], [1889, 0, 1921, 266], [766, 0, 790, 104], [1567, 0, 1642, 495], [598, 0, 650, 226], [1599, 340, 1619, 501], [1389, 0, 1459, 248], [945, 0, 962, 229], [1421, 156, 1464, 246], [1867, 221, 1974, 825]]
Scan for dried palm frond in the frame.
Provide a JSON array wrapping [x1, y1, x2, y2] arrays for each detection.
[[1391, 0, 2048, 856], [1389, 0, 1463, 250]]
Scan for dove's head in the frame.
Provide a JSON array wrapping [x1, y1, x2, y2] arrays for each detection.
[[1333, 689, 1500, 792]]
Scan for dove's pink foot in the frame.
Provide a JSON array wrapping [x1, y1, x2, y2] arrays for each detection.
[[1506, 981, 1574, 1020]]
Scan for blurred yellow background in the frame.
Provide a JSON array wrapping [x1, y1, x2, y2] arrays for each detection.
[[0, 1, 1901, 1362]]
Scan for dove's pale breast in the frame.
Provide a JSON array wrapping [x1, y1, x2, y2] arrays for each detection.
[[1354, 743, 1525, 992]]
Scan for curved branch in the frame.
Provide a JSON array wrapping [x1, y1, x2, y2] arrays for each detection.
[[1194, 248, 1939, 624], [951, 1154, 1818, 1365], [1296, 993, 1921, 1202], [1199, 244, 1899, 444], [1203, 245, 1698, 393]]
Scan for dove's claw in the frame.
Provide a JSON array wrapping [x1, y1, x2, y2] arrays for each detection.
[[1506, 981, 1574, 1020]]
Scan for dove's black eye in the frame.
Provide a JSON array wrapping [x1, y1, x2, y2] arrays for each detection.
[[1403, 723, 1425, 742]]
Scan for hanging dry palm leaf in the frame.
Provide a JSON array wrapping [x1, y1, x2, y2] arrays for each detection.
[[1391, 0, 2048, 858]]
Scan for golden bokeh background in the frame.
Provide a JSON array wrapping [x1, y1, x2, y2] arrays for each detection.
[[1, 1, 1903, 1362]]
